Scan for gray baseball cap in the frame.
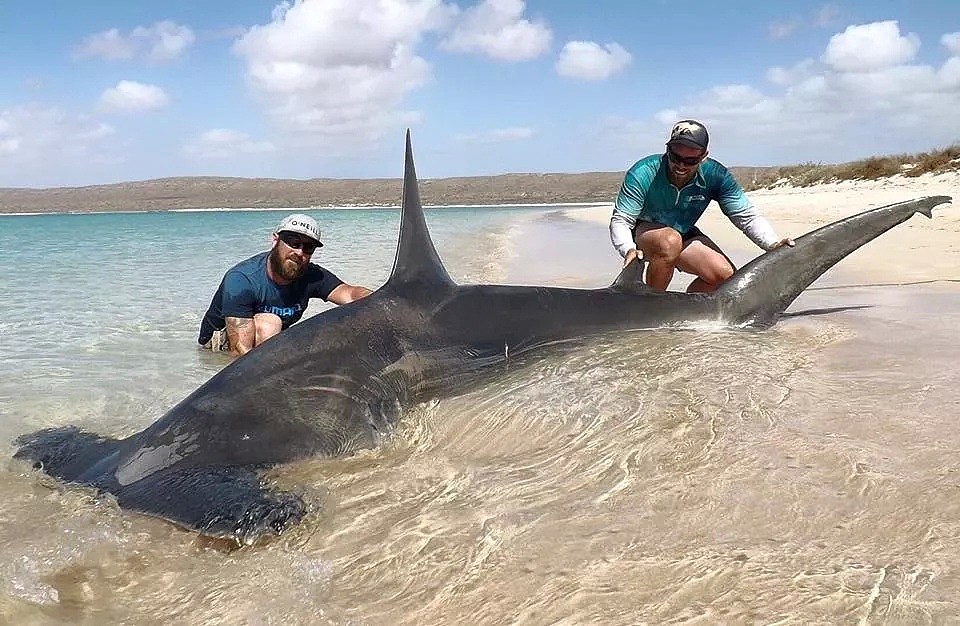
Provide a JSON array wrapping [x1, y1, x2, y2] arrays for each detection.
[[667, 120, 709, 150], [275, 213, 323, 246]]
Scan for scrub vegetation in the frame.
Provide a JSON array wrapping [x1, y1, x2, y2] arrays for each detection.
[[742, 144, 960, 191]]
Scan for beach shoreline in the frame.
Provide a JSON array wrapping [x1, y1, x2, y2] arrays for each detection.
[[0, 201, 611, 218], [560, 172, 959, 286]]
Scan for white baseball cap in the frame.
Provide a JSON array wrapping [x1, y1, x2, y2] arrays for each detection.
[[275, 213, 323, 246]]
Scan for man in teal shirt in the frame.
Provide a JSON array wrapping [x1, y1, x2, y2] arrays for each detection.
[[609, 120, 793, 292]]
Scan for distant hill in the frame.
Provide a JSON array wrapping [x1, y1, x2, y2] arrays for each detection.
[[3, 141, 956, 214], [0, 167, 770, 214]]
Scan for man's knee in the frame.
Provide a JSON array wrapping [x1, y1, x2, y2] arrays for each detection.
[[713, 262, 735, 283], [700, 259, 735, 286], [639, 229, 683, 263]]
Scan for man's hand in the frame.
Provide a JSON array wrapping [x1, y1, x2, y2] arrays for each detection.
[[770, 237, 795, 250], [622, 248, 640, 268]]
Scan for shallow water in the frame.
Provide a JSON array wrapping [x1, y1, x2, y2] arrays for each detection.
[[2, 209, 959, 624]]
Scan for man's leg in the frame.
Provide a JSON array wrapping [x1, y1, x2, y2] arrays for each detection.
[[634, 222, 684, 291], [675, 233, 736, 293]]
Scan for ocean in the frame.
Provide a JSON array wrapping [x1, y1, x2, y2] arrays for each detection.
[[0, 207, 539, 443], [2, 206, 960, 624]]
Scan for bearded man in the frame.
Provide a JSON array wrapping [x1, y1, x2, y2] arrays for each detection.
[[198, 213, 372, 356]]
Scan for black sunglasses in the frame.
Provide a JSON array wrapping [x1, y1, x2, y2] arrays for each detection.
[[278, 231, 320, 254], [666, 147, 704, 167]]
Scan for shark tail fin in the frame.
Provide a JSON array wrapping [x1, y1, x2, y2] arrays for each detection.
[[386, 130, 456, 291], [715, 195, 952, 328]]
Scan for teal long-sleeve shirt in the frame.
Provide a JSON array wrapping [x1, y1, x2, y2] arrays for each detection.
[[609, 153, 779, 257]]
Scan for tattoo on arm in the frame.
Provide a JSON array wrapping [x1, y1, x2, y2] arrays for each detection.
[[225, 317, 256, 356]]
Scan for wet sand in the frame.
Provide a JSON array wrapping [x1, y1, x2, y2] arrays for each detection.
[[2, 177, 960, 624]]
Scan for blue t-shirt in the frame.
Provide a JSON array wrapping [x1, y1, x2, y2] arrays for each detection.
[[615, 154, 752, 234], [197, 251, 343, 344]]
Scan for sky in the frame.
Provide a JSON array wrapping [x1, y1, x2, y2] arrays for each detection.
[[2, 0, 959, 188]]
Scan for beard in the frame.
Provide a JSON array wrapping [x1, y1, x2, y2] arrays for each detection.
[[269, 247, 306, 282], [668, 164, 697, 187]]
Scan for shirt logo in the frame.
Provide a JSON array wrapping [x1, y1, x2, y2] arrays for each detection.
[[263, 304, 303, 318], [688, 194, 706, 201]]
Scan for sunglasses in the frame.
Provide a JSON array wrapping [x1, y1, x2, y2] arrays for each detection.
[[278, 231, 320, 254], [666, 147, 704, 167]]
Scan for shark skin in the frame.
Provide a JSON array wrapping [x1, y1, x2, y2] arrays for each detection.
[[13, 132, 952, 545]]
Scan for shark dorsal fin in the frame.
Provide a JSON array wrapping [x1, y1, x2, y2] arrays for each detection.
[[387, 130, 456, 290], [609, 256, 653, 293]]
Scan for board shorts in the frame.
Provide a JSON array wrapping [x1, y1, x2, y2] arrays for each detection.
[[631, 222, 706, 243], [631, 222, 736, 274]]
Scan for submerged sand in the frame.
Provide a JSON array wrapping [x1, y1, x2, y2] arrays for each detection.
[[2, 171, 959, 623]]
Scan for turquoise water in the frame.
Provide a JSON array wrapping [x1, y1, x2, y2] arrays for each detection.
[[0, 206, 551, 441], [6, 206, 960, 623]]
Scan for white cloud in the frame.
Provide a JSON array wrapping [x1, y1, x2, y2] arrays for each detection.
[[649, 21, 960, 165], [943, 32, 960, 56], [767, 59, 816, 86], [98, 81, 170, 113], [185, 129, 276, 159], [555, 41, 631, 81], [0, 138, 20, 156], [940, 57, 960, 88], [823, 21, 920, 72], [441, 0, 551, 61], [136, 21, 196, 62], [233, 0, 450, 149], [455, 127, 534, 143], [0, 117, 20, 156], [0, 105, 115, 170], [75, 28, 137, 61], [75, 21, 195, 63]]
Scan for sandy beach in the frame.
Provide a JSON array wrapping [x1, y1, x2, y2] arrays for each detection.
[[3, 175, 960, 623], [562, 171, 960, 287]]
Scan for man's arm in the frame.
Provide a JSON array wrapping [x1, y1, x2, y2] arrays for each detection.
[[716, 169, 793, 250], [327, 283, 373, 305], [225, 316, 256, 356], [220, 271, 259, 356], [610, 210, 639, 262], [727, 211, 795, 250], [610, 160, 654, 263]]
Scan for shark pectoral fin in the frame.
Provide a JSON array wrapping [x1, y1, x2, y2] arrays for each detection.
[[115, 466, 306, 546], [609, 256, 653, 294]]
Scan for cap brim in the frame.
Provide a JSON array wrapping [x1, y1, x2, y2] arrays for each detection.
[[277, 228, 324, 247], [667, 138, 707, 150]]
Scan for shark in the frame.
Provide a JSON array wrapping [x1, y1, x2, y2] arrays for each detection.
[[13, 132, 952, 545]]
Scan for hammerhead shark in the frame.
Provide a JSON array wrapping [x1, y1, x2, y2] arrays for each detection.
[[14, 132, 952, 545]]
